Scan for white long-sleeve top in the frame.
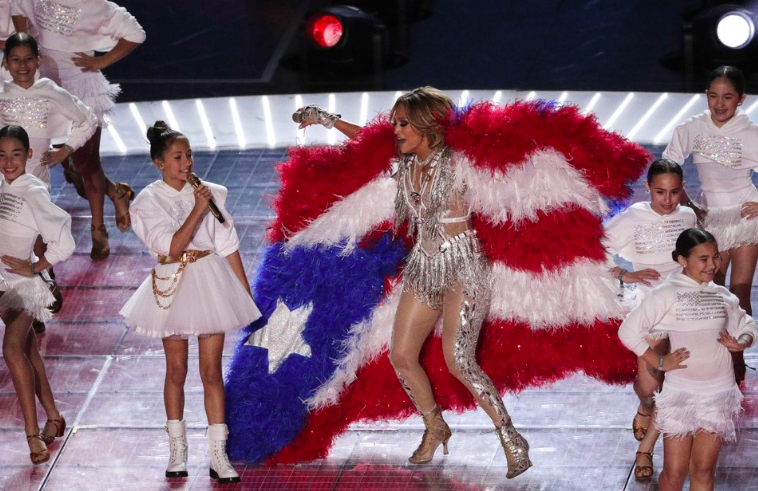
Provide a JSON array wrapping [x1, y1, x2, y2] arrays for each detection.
[[0, 78, 97, 162], [663, 110, 758, 207], [604, 202, 697, 290], [619, 273, 757, 390], [0, 1, 14, 40], [0, 173, 74, 280], [11, 0, 146, 52], [129, 180, 240, 258]]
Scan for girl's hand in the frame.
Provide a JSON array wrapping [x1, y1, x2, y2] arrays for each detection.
[[40, 147, 71, 168], [1, 255, 34, 277], [718, 332, 749, 352], [192, 184, 212, 213], [71, 52, 108, 72], [661, 347, 689, 371], [741, 201, 758, 220], [621, 268, 660, 286]]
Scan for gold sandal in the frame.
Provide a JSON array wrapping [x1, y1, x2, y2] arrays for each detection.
[[27, 434, 50, 465], [109, 182, 134, 233], [41, 415, 66, 445], [408, 406, 452, 464], [632, 410, 650, 442], [90, 224, 110, 261], [634, 451, 654, 481]]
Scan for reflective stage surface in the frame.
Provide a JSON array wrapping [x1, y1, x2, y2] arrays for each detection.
[[1, 148, 757, 490]]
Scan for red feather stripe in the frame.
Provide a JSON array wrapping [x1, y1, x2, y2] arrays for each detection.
[[269, 120, 396, 242], [475, 206, 607, 272], [445, 101, 651, 200]]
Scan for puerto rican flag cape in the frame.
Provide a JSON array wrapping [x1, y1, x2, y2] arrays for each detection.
[[225, 100, 651, 463]]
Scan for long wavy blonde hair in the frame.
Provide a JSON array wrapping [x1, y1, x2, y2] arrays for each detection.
[[390, 87, 454, 151]]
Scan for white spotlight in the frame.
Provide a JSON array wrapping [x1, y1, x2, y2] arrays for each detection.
[[717, 12, 755, 49]]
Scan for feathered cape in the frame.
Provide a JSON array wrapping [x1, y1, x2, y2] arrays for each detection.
[[225, 101, 652, 463]]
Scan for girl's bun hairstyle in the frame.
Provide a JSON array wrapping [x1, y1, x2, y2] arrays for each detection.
[[147, 120, 184, 160], [672, 228, 717, 262], [0, 124, 31, 152]]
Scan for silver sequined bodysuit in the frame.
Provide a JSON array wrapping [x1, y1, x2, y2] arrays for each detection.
[[394, 147, 489, 309]]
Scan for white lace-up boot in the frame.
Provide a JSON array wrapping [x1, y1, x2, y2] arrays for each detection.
[[165, 420, 188, 478], [207, 424, 240, 483]]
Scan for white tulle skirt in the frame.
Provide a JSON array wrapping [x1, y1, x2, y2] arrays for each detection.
[[39, 48, 120, 125], [655, 379, 742, 442], [0, 275, 55, 322], [120, 253, 261, 338]]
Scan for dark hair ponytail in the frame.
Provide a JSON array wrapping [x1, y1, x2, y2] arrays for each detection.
[[0, 124, 31, 152], [647, 158, 683, 184], [672, 228, 718, 262], [707, 65, 745, 96], [3, 32, 40, 59], [147, 120, 185, 160]]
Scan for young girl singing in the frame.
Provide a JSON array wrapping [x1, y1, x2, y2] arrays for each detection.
[[120, 121, 260, 483]]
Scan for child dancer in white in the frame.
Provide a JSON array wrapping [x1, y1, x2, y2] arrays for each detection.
[[1, 32, 96, 332], [663, 66, 758, 383], [0, 1, 14, 80], [0, 33, 96, 190], [120, 121, 261, 483], [11, 0, 146, 260], [0, 124, 75, 464], [603, 159, 697, 480], [619, 228, 756, 491]]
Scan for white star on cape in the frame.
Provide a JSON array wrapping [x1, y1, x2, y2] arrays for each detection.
[[245, 298, 313, 374]]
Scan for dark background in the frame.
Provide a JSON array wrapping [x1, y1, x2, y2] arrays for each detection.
[[109, 0, 749, 102]]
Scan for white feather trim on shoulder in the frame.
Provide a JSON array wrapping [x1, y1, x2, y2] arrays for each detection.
[[285, 177, 396, 254], [454, 150, 608, 225], [488, 258, 624, 328]]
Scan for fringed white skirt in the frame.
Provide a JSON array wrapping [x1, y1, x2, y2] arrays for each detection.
[[0, 275, 55, 322], [39, 48, 120, 125], [120, 253, 261, 338], [703, 203, 758, 251], [655, 381, 742, 442]]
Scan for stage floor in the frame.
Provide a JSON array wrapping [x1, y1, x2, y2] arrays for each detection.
[[1, 147, 757, 491]]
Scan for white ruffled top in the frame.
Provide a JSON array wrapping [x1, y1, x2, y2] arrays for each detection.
[[11, 0, 146, 52], [619, 273, 757, 390], [0, 173, 74, 279], [129, 180, 240, 258], [663, 110, 758, 207], [604, 202, 697, 290], [0, 78, 97, 160]]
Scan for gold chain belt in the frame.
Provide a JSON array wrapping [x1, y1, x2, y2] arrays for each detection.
[[151, 250, 212, 310]]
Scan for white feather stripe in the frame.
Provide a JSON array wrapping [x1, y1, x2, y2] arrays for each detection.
[[655, 384, 742, 442], [306, 285, 401, 409], [454, 150, 608, 225], [488, 259, 624, 328], [703, 204, 758, 250], [0, 276, 54, 321], [285, 177, 396, 252]]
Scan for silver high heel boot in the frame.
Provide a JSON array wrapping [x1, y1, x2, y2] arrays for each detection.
[[207, 424, 240, 483], [165, 420, 188, 478], [495, 417, 532, 479]]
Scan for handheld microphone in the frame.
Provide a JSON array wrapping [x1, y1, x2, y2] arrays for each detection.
[[187, 173, 226, 224]]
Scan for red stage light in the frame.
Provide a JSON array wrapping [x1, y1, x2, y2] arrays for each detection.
[[309, 15, 343, 48]]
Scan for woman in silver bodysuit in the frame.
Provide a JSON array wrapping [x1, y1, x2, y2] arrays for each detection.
[[297, 87, 531, 479]]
